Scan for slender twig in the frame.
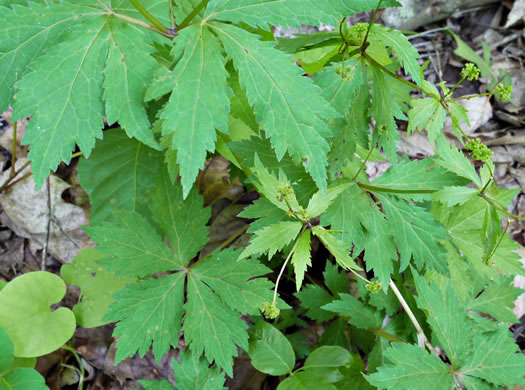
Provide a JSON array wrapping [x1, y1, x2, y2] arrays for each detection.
[[479, 178, 493, 195], [3, 172, 32, 192], [389, 279, 438, 356], [42, 177, 51, 271], [10, 121, 17, 179], [484, 218, 510, 265], [179, 0, 209, 30], [71, 151, 83, 159], [128, 0, 169, 34], [0, 161, 31, 193]]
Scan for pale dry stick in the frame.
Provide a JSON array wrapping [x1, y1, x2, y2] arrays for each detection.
[[42, 177, 51, 271], [389, 279, 439, 356]]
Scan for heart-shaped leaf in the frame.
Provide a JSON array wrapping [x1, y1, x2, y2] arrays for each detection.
[[0, 272, 76, 357]]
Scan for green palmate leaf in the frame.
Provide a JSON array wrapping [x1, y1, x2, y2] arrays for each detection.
[[0, 272, 76, 358], [369, 63, 405, 161], [60, 248, 133, 328], [407, 97, 446, 146], [190, 249, 283, 315], [468, 278, 522, 323], [13, 7, 160, 187], [295, 285, 337, 323], [433, 186, 479, 207], [239, 197, 287, 233], [0, 2, 81, 111], [171, 350, 227, 390], [78, 129, 163, 225], [366, 343, 454, 389], [155, 25, 231, 197], [378, 195, 449, 273], [150, 169, 211, 265], [88, 174, 277, 373], [360, 202, 397, 289], [323, 261, 348, 296], [315, 60, 368, 115], [212, 21, 338, 192], [240, 221, 302, 260], [292, 230, 312, 291], [306, 183, 350, 218], [103, 20, 158, 147], [321, 182, 369, 248], [323, 293, 382, 329], [206, 0, 400, 28], [105, 273, 186, 364], [414, 275, 471, 368], [312, 226, 360, 271], [370, 24, 421, 85], [85, 210, 184, 278], [459, 328, 525, 387], [372, 158, 465, 201], [183, 272, 249, 375], [249, 154, 301, 212], [248, 321, 295, 376], [435, 137, 481, 187]]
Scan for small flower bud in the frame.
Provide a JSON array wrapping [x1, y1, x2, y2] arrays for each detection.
[[495, 83, 512, 101], [260, 302, 280, 319], [465, 138, 493, 164], [365, 279, 382, 293]]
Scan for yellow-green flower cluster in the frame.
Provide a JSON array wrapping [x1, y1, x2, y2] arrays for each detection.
[[461, 63, 480, 81], [260, 302, 280, 319], [495, 83, 513, 101], [465, 138, 493, 163], [365, 280, 382, 293]]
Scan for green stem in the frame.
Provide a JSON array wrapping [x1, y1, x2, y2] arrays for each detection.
[[357, 182, 437, 195], [479, 178, 492, 195], [389, 279, 438, 356], [452, 92, 492, 101], [353, 144, 377, 181], [361, 0, 383, 51], [168, 0, 175, 29], [479, 193, 525, 221], [108, 9, 173, 38], [446, 75, 466, 97], [179, 0, 209, 30], [363, 52, 438, 98], [272, 227, 306, 305], [128, 0, 169, 34], [10, 121, 17, 179], [368, 327, 405, 343], [484, 219, 510, 265], [61, 345, 85, 390]]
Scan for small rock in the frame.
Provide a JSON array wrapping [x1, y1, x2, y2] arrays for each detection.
[[382, 0, 501, 31]]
